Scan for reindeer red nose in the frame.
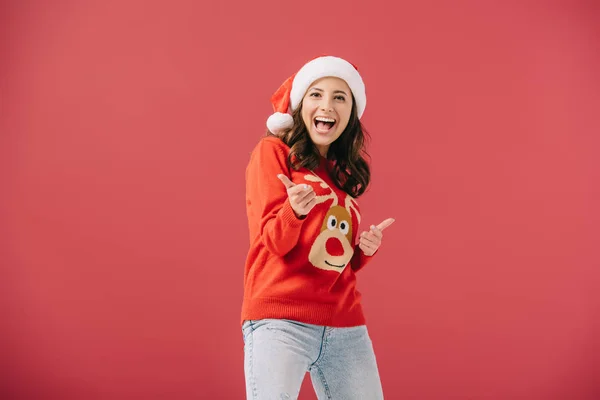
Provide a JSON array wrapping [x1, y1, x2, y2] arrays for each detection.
[[325, 237, 344, 256]]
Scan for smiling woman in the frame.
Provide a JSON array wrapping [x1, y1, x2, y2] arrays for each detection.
[[241, 56, 394, 399], [266, 58, 371, 199]]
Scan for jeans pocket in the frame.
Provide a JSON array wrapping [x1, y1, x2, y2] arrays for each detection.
[[242, 320, 254, 344], [242, 319, 274, 345]]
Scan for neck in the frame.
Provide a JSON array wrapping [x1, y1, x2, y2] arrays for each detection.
[[316, 145, 329, 158]]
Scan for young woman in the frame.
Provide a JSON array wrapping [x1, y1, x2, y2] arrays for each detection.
[[242, 55, 394, 400]]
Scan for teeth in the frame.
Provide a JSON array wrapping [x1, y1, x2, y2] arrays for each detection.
[[315, 117, 335, 123]]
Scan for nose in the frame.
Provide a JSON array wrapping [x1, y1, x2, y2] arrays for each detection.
[[319, 95, 334, 112]]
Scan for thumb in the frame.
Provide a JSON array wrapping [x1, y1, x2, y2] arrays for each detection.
[[277, 174, 296, 189], [376, 218, 395, 231]]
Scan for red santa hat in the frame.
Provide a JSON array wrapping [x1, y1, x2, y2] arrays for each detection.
[[266, 56, 366, 134]]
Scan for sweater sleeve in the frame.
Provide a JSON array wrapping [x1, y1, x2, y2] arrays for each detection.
[[350, 244, 376, 272], [246, 138, 306, 257]]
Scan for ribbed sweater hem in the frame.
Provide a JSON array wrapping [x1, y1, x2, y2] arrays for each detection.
[[241, 296, 366, 328]]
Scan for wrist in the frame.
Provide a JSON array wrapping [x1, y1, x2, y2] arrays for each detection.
[[293, 210, 307, 219]]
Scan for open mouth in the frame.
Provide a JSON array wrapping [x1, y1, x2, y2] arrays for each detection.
[[314, 116, 336, 134], [325, 260, 345, 268]]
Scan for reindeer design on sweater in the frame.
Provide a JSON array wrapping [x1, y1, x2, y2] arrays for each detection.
[[303, 173, 361, 273]]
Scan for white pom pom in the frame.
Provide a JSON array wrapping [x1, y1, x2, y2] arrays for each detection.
[[266, 112, 293, 134]]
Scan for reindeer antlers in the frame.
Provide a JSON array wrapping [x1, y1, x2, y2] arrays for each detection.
[[345, 195, 361, 223], [304, 174, 338, 206], [305, 173, 361, 223]]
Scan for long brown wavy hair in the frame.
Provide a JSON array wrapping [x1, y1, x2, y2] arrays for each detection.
[[266, 95, 371, 198]]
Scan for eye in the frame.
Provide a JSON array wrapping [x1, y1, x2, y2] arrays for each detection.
[[310, 92, 321, 98], [327, 215, 337, 230], [335, 95, 346, 101], [339, 220, 349, 235]]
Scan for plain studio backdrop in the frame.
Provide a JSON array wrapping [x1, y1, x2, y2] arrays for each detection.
[[1, 1, 599, 399]]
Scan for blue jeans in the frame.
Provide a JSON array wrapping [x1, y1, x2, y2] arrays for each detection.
[[242, 319, 384, 399]]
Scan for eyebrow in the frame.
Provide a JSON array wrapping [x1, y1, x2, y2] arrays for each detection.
[[310, 87, 349, 96]]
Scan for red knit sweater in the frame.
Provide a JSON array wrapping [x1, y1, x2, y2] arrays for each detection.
[[241, 136, 375, 327]]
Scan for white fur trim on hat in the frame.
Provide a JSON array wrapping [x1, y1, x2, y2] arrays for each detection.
[[289, 56, 366, 118]]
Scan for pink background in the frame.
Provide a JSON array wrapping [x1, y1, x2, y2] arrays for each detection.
[[1, 1, 599, 399]]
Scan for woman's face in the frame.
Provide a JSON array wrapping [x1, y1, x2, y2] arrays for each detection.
[[301, 77, 353, 157]]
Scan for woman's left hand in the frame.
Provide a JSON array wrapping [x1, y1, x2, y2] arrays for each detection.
[[358, 218, 395, 256]]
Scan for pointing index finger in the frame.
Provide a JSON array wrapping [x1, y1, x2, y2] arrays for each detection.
[[376, 218, 395, 231]]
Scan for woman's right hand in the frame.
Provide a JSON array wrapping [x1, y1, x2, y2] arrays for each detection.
[[277, 174, 316, 218]]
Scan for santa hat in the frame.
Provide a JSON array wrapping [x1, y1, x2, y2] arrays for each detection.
[[266, 56, 366, 134]]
